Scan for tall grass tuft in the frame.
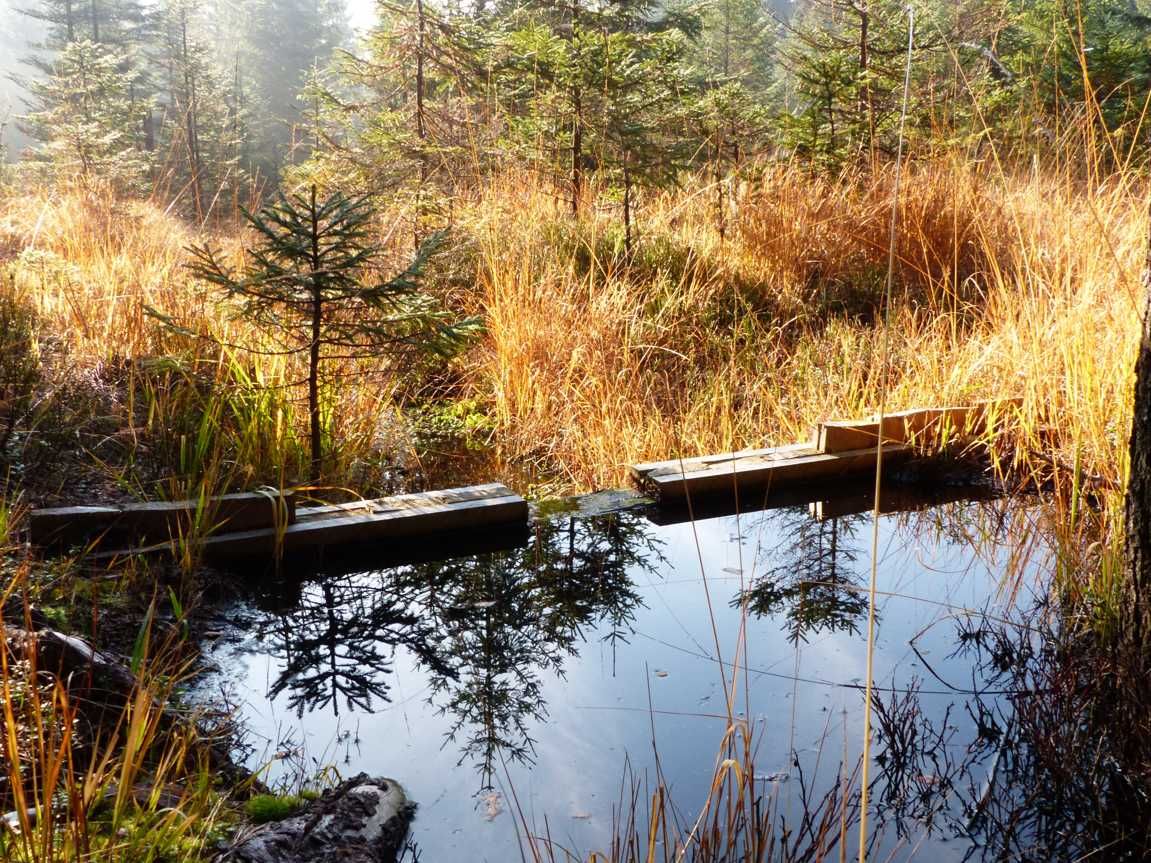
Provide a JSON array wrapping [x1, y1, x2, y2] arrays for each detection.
[[0, 565, 232, 861]]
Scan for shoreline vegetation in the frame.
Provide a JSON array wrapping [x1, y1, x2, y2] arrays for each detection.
[[0, 153, 1144, 860], [2, 0, 1151, 851]]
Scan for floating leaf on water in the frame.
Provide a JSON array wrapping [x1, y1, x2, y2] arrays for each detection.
[[480, 791, 503, 821], [755, 772, 789, 783]]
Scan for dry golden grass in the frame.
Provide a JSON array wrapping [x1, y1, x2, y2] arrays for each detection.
[[0, 160, 1141, 525], [463, 161, 1141, 506]]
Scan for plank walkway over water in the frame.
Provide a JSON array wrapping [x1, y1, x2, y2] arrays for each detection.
[[199, 483, 527, 559], [631, 400, 1019, 504], [37, 483, 529, 563], [30, 491, 297, 547]]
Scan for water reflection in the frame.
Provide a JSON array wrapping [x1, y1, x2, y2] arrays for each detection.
[[214, 489, 1151, 861], [250, 511, 660, 788], [734, 510, 871, 643], [869, 604, 1151, 861]]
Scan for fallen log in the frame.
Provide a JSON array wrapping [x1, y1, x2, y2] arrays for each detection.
[[218, 774, 414, 863]]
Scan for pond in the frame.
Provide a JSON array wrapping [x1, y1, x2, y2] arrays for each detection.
[[194, 485, 1064, 861]]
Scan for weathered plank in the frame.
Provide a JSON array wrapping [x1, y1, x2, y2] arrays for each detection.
[[817, 400, 1022, 454], [631, 442, 819, 491], [30, 491, 296, 547], [631, 442, 816, 478], [638, 445, 913, 503], [197, 483, 528, 559]]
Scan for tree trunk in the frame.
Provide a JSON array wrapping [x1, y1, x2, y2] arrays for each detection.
[[180, 10, 204, 221], [571, 87, 583, 215], [857, 0, 874, 161], [570, 0, 583, 215], [308, 185, 323, 481], [1125, 222, 1151, 655], [622, 153, 633, 256], [415, 0, 429, 247]]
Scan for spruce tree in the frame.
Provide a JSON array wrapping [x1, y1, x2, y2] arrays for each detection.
[[17, 0, 147, 60], [241, 0, 350, 171], [18, 39, 150, 188], [777, 0, 1002, 165], [691, 0, 776, 94], [188, 186, 479, 479], [296, 0, 491, 243], [151, 0, 244, 218], [491, 0, 697, 232]]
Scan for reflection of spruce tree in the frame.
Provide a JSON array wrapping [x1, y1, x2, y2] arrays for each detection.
[[396, 511, 659, 789], [735, 508, 870, 643], [253, 511, 659, 789], [261, 575, 450, 717]]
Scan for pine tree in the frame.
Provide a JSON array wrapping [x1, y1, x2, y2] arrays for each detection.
[[151, 0, 245, 218], [996, 0, 1151, 153], [491, 0, 698, 229], [594, 29, 693, 252], [691, 0, 776, 94], [295, 0, 490, 239], [777, 0, 1004, 166], [689, 83, 771, 238], [18, 39, 150, 188], [17, 0, 147, 61], [188, 186, 479, 479], [241, 0, 350, 172]]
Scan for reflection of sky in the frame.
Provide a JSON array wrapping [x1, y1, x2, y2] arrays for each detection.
[[199, 500, 1048, 862]]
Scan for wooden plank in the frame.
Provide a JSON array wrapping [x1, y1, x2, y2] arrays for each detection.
[[296, 483, 509, 519], [198, 484, 528, 559], [818, 408, 967, 453], [31, 491, 296, 547], [817, 420, 891, 452], [631, 442, 817, 485], [641, 445, 913, 503], [816, 400, 1021, 454]]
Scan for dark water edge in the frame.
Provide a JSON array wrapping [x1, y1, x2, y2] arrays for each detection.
[[189, 482, 1151, 862]]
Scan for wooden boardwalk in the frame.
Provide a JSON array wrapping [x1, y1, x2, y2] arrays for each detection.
[[30, 400, 1018, 565], [198, 483, 527, 558], [30, 491, 297, 547], [632, 400, 1018, 504], [35, 483, 528, 562]]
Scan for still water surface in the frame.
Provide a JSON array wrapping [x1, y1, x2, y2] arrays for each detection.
[[197, 492, 1052, 861]]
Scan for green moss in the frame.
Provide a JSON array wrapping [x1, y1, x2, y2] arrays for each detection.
[[245, 794, 306, 823], [410, 398, 496, 447]]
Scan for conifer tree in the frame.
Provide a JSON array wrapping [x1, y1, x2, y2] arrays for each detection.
[[241, 0, 350, 171], [777, 0, 1001, 165], [152, 0, 244, 218], [296, 0, 490, 243], [188, 186, 479, 479], [691, 0, 776, 94], [491, 0, 697, 229], [18, 39, 150, 188], [18, 0, 147, 61]]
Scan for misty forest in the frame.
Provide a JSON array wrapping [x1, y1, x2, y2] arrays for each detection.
[[4, 0, 1151, 858]]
